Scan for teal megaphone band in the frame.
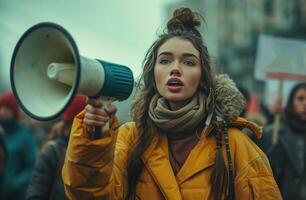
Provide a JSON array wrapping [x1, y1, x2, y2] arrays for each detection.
[[95, 60, 134, 100]]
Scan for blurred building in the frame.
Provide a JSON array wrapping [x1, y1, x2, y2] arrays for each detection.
[[164, 0, 306, 96], [218, 0, 306, 94]]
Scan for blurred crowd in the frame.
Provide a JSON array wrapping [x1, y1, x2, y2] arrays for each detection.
[[0, 92, 87, 200], [0, 81, 305, 200]]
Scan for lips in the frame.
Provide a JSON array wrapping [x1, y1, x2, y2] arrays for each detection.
[[166, 78, 184, 86], [166, 77, 183, 92]]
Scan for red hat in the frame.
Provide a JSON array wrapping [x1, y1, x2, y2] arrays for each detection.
[[0, 91, 19, 116], [63, 95, 87, 122]]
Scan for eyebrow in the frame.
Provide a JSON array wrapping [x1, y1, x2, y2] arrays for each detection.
[[158, 52, 199, 59]]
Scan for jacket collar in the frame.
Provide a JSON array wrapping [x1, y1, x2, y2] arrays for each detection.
[[142, 134, 181, 200], [141, 127, 215, 200], [176, 130, 215, 185], [140, 117, 261, 199]]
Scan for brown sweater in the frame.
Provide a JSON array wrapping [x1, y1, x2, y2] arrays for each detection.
[[167, 132, 199, 175]]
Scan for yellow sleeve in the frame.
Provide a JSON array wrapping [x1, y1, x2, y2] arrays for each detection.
[[62, 110, 120, 199], [229, 128, 282, 200]]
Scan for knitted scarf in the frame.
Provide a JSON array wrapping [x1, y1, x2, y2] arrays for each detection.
[[148, 92, 207, 133]]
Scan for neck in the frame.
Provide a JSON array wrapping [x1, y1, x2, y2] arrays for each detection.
[[286, 113, 306, 134]]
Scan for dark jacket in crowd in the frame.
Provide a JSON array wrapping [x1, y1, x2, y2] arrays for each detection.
[[0, 124, 37, 200], [0, 133, 7, 185], [26, 135, 68, 200], [260, 119, 306, 200], [260, 82, 306, 200]]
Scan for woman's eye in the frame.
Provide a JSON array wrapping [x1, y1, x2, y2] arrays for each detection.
[[159, 59, 171, 65], [297, 96, 305, 102], [183, 60, 195, 66]]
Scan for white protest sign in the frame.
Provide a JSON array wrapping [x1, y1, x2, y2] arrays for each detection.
[[254, 34, 306, 81]]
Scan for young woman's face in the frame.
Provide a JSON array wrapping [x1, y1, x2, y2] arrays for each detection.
[[154, 37, 202, 110], [293, 88, 306, 120]]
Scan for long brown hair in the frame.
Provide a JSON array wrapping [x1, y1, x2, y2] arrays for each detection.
[[126, 7, 227, 200], [285, 82, 306, 116]]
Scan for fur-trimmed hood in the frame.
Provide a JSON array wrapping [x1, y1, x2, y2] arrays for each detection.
[[213, 74, 246, 122], [213, 74, 262, 139]]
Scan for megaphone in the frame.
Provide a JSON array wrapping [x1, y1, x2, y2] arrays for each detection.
[[10, 22, 134, 127]]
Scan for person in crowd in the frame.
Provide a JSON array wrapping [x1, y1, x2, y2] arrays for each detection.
[[237, 85, 267, 141], [260, 95, 283, 126], [0, 132, 7, 185], [62, 8, 281, 200], [0, 91, 37, 200], [261, 82, 306, 200], [27, 118, 56, 149], [26, 96, 87, 200]]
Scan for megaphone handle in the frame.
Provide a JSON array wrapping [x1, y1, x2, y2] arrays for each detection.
[[91, 98, 111, 140], [92, 122, 109, 139]]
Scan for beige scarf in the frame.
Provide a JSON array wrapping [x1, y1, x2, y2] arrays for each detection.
[[148, 92, 207, 133]]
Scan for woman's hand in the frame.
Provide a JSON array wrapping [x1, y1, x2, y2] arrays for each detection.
[[84, 98, 117, 133]]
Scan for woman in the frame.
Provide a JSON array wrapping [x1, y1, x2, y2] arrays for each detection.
[[26, 96, 87, 200], [261, 82, 306, 200], [62, 8, 281, 200]]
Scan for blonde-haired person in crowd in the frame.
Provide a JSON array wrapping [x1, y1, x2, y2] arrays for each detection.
[[62, 8, 281, 200]]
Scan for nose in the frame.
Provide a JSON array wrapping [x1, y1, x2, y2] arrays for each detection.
[[170, 61, 181, 76]]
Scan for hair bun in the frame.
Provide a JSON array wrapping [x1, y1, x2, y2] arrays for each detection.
[[167, 7, 201, 34]]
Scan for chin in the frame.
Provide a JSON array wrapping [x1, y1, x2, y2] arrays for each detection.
[[165, 95, 192, 103], [159, 89, 195, 101]]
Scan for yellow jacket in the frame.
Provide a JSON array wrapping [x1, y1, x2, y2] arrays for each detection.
[[62, 111, 282, 200]]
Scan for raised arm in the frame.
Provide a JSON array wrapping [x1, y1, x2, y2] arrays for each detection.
[[62, 99, 119, 199]]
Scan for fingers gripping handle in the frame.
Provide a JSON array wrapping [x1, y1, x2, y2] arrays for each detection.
[[92, 98, 112, 140]]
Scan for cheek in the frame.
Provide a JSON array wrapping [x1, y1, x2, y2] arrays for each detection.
[[154, 69, 161, 84], [293, 101, 302, 112], [155, 66, 168, 81], [292, 99, 306, 120], [154, 67, 164, 91], [186, 71, 202, 89]]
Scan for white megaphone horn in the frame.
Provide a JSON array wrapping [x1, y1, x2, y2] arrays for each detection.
[[10, 22, 134, 135]]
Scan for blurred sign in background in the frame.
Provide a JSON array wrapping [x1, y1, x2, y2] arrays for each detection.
[[255, 34, 306, 106], [255, 34, 306, 82]]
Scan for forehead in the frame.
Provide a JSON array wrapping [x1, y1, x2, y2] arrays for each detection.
[[158, 37, 200, 57], [295, 88, 306, 96]]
